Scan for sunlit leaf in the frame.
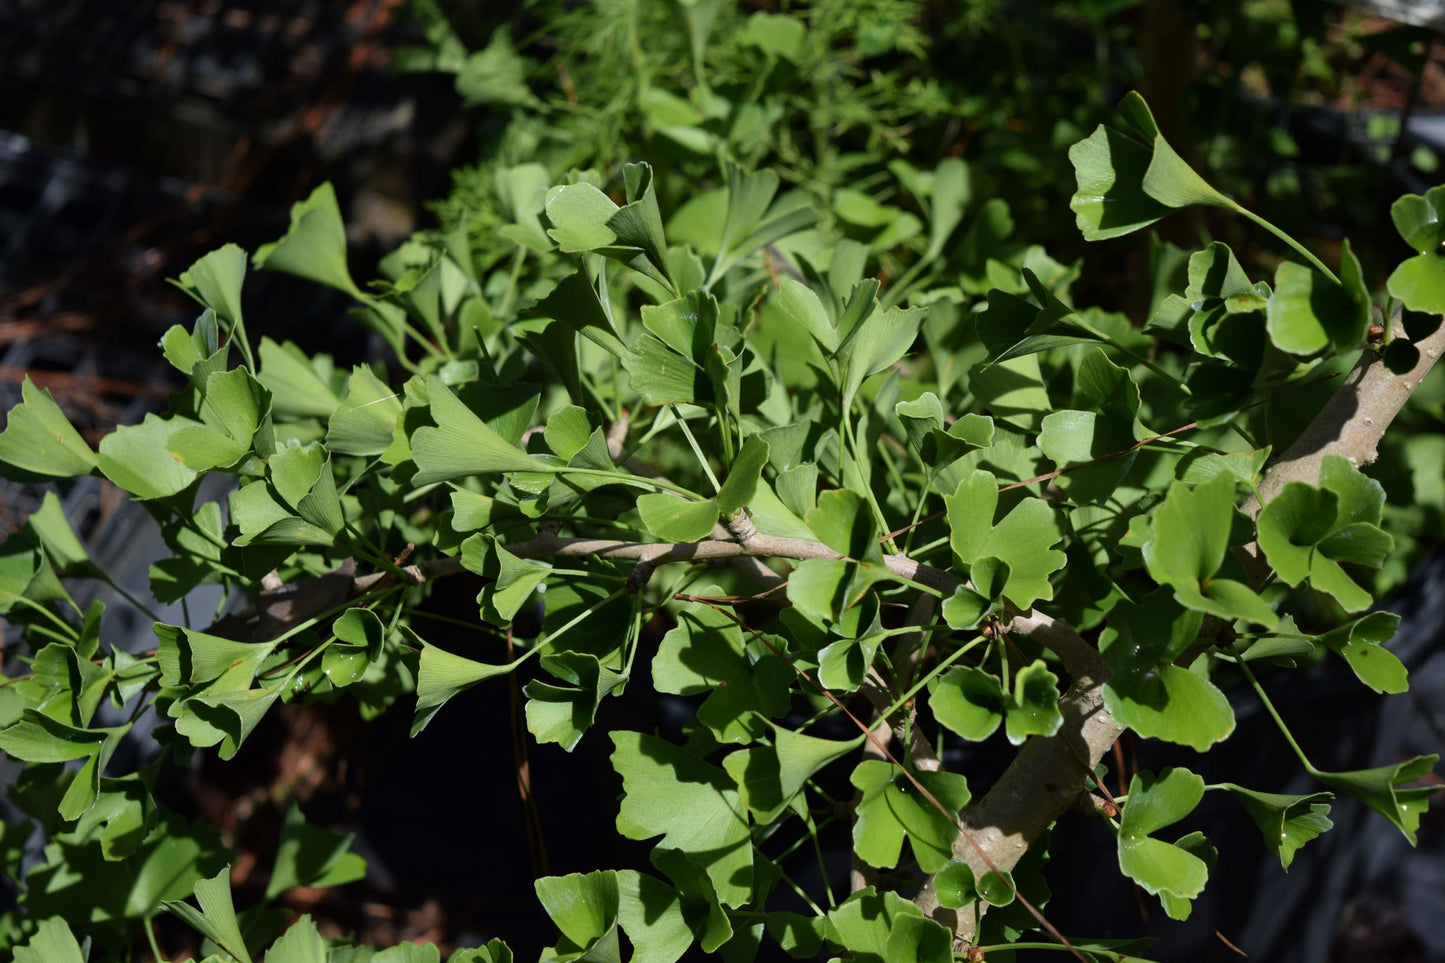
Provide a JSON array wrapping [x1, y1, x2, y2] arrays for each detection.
[[412, 378, 548, 483], [611, 731, 752, 908], [1144, 474, 1277, 627], [525, 651, 626, 751], [252, 182, 360, 297], [851, 760, 970, 872], [946, 469, 1066, 607], [407, 625, 517, 736], [0, 377, 98, 480], [12, 917, 86, 963], [1117, 768, 1209, 919]]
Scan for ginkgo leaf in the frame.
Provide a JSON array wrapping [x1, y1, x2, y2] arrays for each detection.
[[1144, 473, 1277, 628], [160, 866, 254, 963], [0, 378, 98, 480], [611, 731, 752, 908], [407, 625, 518, 736], [252, 182, 360, 297], [946, 469, 1066, 607], [1387, 185, 1445, 313], [173, 244, 248, 330], [1117, 768, 1210, 919], [12, 917, 86, 963], [411, 378, 548, 483], [1100, 590, 1233, 751], [851, 760, 970, 873], [1221, 785, 1333, 871], [1309, 755, 1441, 845]]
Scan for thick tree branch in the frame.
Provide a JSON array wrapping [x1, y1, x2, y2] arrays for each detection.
[[1247, 322, 1445, 512], [915, 613, 1122, 946], [1238, 320, 1445, 576]]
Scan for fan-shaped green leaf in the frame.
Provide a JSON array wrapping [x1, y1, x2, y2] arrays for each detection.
[[724, 724, 862, 823], [12, 917, 86, 963], [526, 652, 626, 751], [257, 338, 340, 419], [1317, 612, 1407, 694], [407, 625, 518, 736], [98, 413, 201, 499], [1117, 769, 1209, 915], [460, 534, 551, 625], [266, 803, 367, 901], [1266, 260, 1367, 356], [412, 378, 547, 483], [611, 731, 752, 907], [252, 183, 359, 297], [1390, 183, 1445, 252], [1309, 755, 1440, 845], [1069, 116, 1170, 240], [174, 244, 247, 331], [0, 377, 98, 479], [946, 469, 1066, 607], [1006, 659, 1063, 744], [1221, 785, 1333, 871], [638, 493, 718, 541], [851, 760, 970, 872], [161, 866, 254, 963], [325, 365, 402, 455], [266, 916, 326, 963]]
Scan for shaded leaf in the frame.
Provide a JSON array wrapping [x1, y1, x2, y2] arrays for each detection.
[[161, 866, 254, 963], [525, 651, 625, 751], [1101, 590, 1232, 751], [930, 666, 1005, 742], [1318, 612, 1407, 694], [1068, 96, 1171, 240], [267, 804, 367, 901], [1266, 258, 1368, 356], [1309, 755, 1441, 845], [1221, 784, 1333, 871], [525, 268, 626, 358], [724, 724, 862, 824], [826, 888, 932, 963]]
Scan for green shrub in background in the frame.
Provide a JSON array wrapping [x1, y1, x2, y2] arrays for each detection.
[[1, 1, 1443, 960]]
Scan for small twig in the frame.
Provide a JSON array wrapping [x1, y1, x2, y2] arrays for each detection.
[[606, 410, 631, 460]]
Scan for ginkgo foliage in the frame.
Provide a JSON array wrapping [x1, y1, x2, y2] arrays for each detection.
[[0, 79, 1442, 963]]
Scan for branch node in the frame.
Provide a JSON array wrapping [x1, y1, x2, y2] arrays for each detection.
[[727, 510, 759, 544], [626, 559, 656, 594]]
